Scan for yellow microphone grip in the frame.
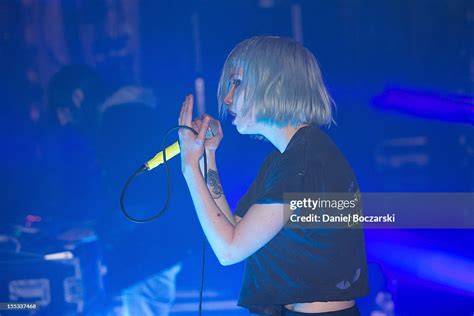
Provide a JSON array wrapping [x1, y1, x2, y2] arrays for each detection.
[[145, 140, 181, 170]]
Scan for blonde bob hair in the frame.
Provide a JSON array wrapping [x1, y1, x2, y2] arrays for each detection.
[[217, 36, 335, 127]]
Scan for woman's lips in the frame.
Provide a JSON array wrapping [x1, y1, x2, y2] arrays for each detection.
[[228, 110, 237, 123]]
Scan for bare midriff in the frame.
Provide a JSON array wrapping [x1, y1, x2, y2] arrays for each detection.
[[284, 300, 355, 313]]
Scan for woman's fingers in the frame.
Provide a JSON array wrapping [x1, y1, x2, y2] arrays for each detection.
[[179, 98, 186, 125], [185, 94, 193, 126], [191, 121, 199, 133], [180, 95, 219, 140], [180, 95, 190, 126], [179, 95, 196, 138], [192, 118, 202, 134], [196, 116, 210, 144], [216, 119, 224, 137]]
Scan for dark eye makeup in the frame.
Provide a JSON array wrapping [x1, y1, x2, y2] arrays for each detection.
[[232, 78, 242, 87], [227, 77, 242, 91]]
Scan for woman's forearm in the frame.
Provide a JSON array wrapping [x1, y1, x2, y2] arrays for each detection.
[[201, 150, 236, 225], [184, 164, 236, 265]]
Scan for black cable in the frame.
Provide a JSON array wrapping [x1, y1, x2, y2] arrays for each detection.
[[119, 125, 199, 223], [199, 231, 206, 315], [200, 136, 208, 316], [119, 124, 208, 315]]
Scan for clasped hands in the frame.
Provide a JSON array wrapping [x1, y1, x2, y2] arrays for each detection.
[[178, 94, 223, 174]]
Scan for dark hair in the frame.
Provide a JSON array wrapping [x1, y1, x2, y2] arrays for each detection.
[[48, 64, 108, 126]]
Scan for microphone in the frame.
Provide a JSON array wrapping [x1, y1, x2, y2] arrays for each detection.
[[144, 120, 218, 171]]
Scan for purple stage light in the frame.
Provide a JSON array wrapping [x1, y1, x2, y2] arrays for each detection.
[[373, 89, 473, 124], [369, 241, 474, 295]]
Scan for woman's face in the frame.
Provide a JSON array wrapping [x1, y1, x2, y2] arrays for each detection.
[[224, 68, 257, 134]]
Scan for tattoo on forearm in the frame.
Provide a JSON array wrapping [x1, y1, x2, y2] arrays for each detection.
[[207, 169, 223, 199]]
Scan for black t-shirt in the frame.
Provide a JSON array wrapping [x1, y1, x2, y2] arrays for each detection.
[[235, 125, 369, 315]]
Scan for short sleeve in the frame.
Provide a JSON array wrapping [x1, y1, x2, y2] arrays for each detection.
[[234, 151, 278, 218], [235, 177, 259, 218]]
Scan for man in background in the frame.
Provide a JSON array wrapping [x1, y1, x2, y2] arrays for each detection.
[[47, 64, 197, 315]]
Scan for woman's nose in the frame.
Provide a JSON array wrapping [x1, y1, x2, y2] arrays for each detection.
[[224, 86, 235, 106]]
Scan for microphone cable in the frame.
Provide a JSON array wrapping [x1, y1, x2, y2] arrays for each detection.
[[120, 124, 207, 315]]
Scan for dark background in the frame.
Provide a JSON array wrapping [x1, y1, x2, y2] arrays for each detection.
[[0, 0, 473, 315]]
